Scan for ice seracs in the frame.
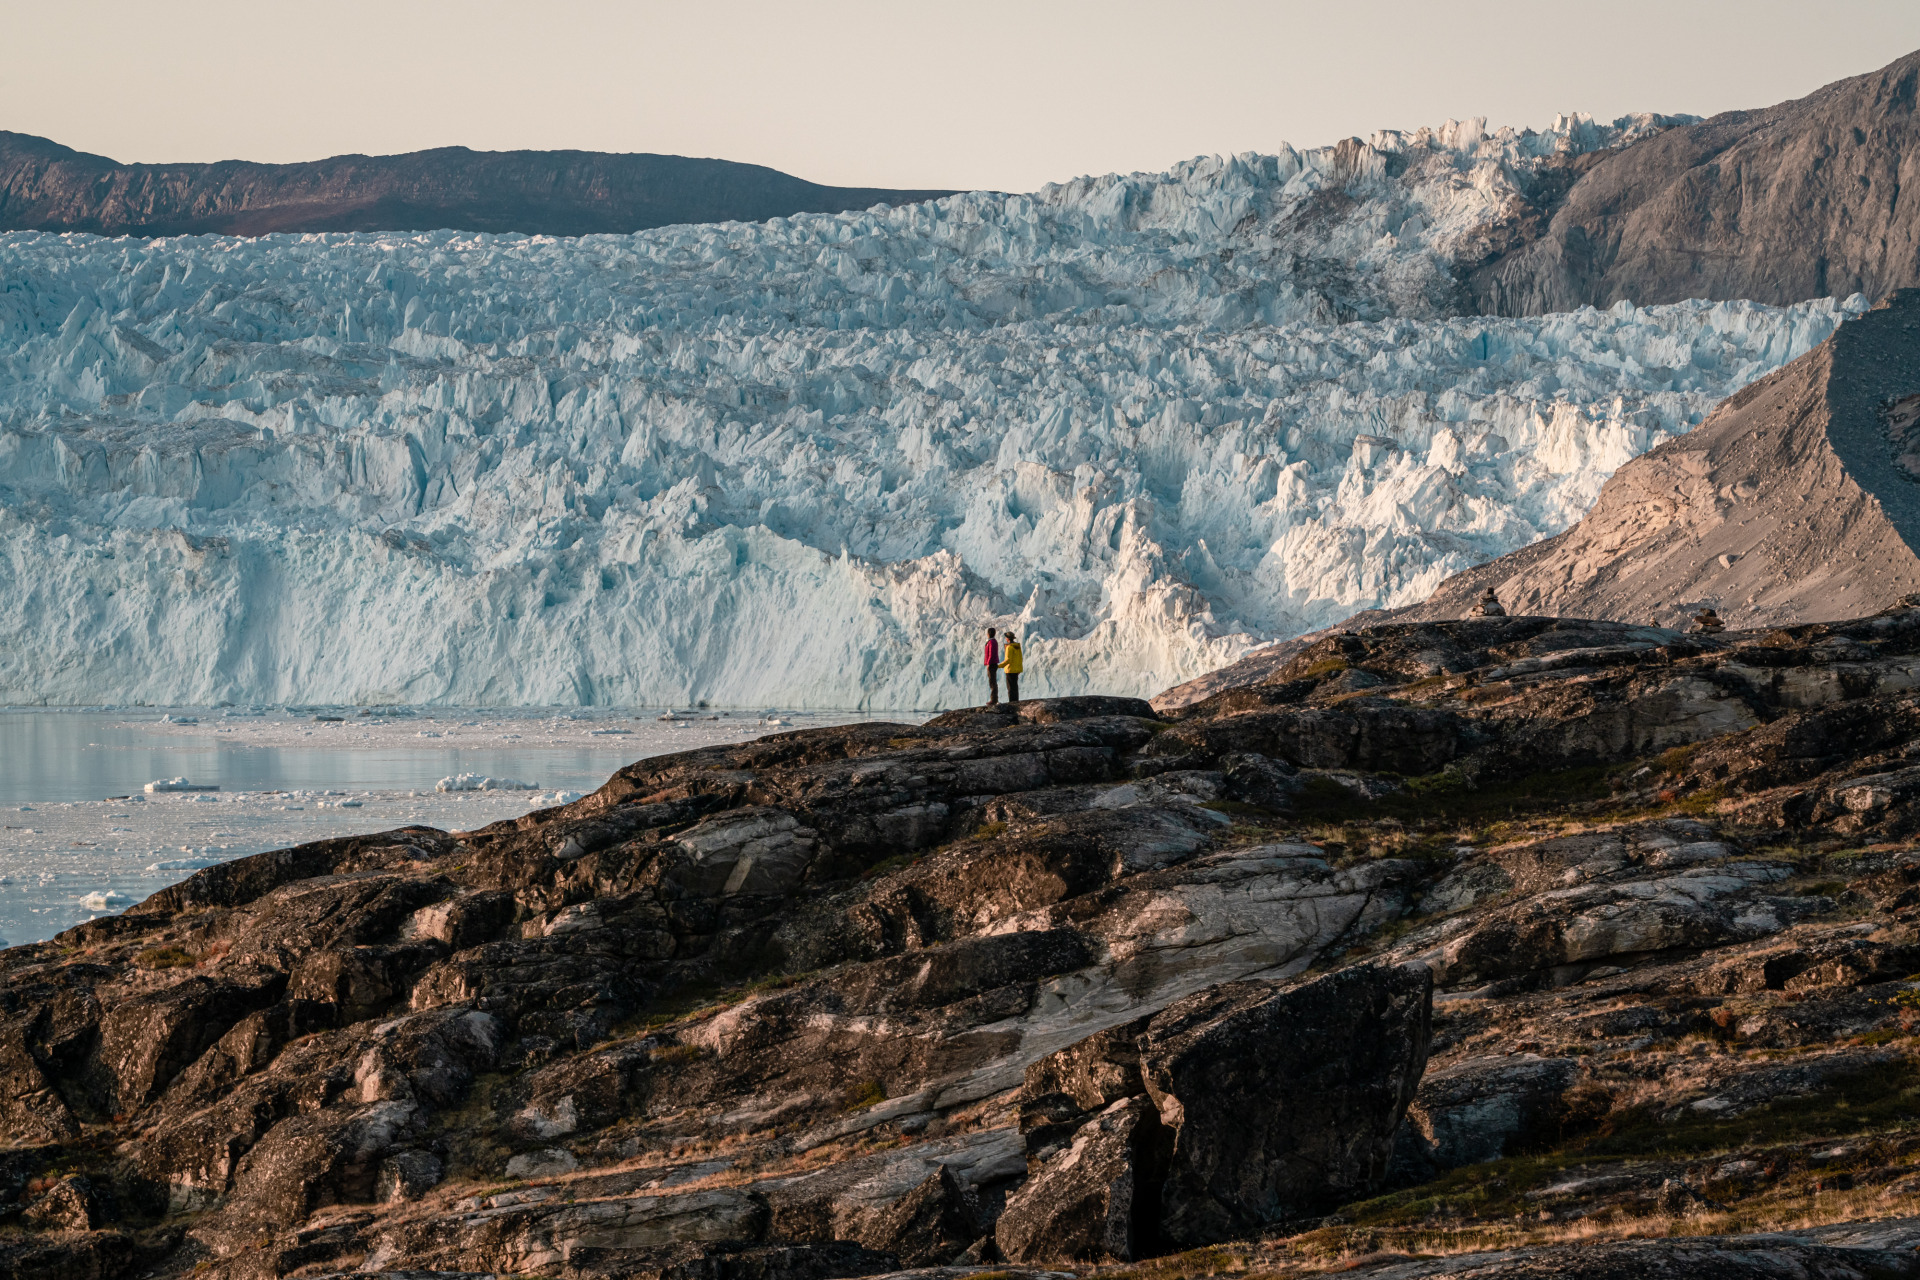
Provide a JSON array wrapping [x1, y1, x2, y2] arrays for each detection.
[[435, 774, 539, 793], [0, 113, 1868, 707]]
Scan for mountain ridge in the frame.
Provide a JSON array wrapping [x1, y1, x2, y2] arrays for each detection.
[[1467, 48, 1920, 313], [0, 131, 957, 237]]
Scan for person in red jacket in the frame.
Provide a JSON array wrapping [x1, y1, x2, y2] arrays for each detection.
[[983, 626, 1002, 706]]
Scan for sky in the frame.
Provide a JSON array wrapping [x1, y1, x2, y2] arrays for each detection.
[[9, 1, 1920, 194]]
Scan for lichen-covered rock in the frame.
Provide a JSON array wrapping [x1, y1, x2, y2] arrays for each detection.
[[21, 1174, 106, 1232]]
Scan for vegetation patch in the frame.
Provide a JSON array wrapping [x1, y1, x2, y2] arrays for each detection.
[[1580, 1058, 1920, 1159], [841, 1079, 886, 1111], [648, 1043, 711, 1065], [1291, 763, 1623, 829], [860, 852, 921, 879], [134, 944, 197, 970], [637, 970, 818, 1031], [1338, 1057, 1920, 1234]]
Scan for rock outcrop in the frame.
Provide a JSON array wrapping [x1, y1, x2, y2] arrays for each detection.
[[13, 619, 1920, 1276], [1469, 48, 1920, 314], [1141, 966, 1432, 1244], [1399, 290, 1920, 630], [0, 131, 954, 237]]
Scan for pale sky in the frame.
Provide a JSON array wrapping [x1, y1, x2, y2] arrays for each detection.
[[9, 1, 1920, 194]]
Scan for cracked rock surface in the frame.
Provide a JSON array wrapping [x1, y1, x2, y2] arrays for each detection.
[[14, 612, 1920, 1278]]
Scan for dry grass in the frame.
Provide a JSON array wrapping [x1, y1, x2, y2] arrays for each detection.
[[134, 944, 197, 970]]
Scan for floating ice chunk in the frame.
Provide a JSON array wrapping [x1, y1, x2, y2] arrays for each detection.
[[159, 714, 199, 725], [79, 890, 132, 910], [147, 857, 226, 871], [436, 774, 539, 792], [534, 790, 586, 805], [145, 778, 219, 793]]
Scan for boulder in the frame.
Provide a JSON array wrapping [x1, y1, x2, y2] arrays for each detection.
[[858, 1165, 983, 1267], [0, 1029, 80, 1143], [21, 1175, 105, 1232], [1141, 963, 1433, 1244], [995, 1096, 1170, 1263], [1390, 1055, 1580, 1182], [227, 1100, 427, 1226], [1017, 1016, 1151, 1165]]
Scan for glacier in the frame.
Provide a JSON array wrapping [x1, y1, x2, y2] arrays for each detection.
[[0, 114, 1868, 708]]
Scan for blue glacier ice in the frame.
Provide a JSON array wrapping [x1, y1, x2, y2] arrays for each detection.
[[0, 115, 1867, 707]]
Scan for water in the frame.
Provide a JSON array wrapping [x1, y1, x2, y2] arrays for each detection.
[[0, 706, 901, 946], [0, 709, 689, 803]]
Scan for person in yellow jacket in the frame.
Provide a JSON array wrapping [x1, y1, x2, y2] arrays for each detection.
[[1002, 631, 1024, 705]]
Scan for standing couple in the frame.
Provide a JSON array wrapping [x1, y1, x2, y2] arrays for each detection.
[[983, 626, 1024, 706]]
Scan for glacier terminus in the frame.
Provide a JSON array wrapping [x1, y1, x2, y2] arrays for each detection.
[[0, 117, 1868, 708]]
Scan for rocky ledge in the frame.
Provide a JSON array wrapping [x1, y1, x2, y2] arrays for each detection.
[[13, 612, 1920, 1278]]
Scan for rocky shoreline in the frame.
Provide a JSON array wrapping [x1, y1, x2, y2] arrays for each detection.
[[10, 611, 1920, 1278]]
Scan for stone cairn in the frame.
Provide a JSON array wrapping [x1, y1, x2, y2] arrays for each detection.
[[1691, 607, 1725, 634], [1470, 587, 1507, 618]]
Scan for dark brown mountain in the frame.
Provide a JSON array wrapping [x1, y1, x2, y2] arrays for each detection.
[[1470, 48, 1920, 313], [0, 131, 955, 237]]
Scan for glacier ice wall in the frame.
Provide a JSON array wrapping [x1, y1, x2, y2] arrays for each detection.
[[0, 117, 1866, 708]]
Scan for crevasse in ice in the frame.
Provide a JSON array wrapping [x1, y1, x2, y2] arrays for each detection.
[[0, 116, 1866, 707]]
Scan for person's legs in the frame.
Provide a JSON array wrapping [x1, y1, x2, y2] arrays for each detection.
[[987, 665, 999, 705], [1007, 672, 1020, 705]]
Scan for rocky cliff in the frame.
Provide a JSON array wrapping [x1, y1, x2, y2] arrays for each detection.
[[1469, 49, 1920, 314], [13, 614, 1920, 1277], [1393, 289, 1920, 630], [1153, 289, 1920, 711], [0, 132, 954, 237]]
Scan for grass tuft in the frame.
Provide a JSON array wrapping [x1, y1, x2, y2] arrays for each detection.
[[134, 944, 197, 970]]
